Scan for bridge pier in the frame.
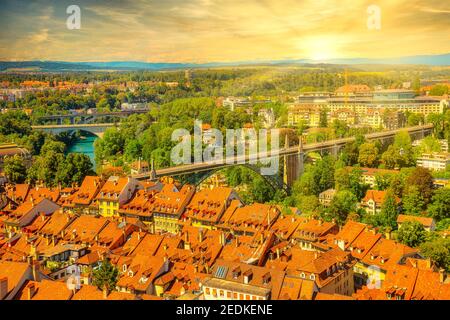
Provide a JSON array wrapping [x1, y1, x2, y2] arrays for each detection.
[[332, 144, 339, 158], [283, 137, 304, 188], [297, 139, 304, 178]]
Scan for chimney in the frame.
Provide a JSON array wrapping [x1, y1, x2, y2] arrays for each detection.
[[26, 282, 36, 300], [439, 269, 446, 284], [0, 277, 8, 300], [235, 236, 239, 247], [198, 229, 203, 243], [427, 258, 432, 269], [243, 270, 253, 284], [219, 232, 225, 246], [102, 286, 109, 299], [385, 231, 391, 240], [194, 264, 198, 273]]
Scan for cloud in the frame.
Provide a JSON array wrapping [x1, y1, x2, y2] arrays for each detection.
[[0, 0, 449, 62], [28, 28, 49, 43]]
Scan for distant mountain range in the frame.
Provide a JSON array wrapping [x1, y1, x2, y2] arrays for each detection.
[[1, 53, 449, 72]]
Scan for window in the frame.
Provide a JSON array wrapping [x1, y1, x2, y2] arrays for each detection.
[[205, 287, 210, 295]]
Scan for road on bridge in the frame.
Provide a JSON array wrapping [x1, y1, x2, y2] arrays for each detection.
[[132, 124, 434, 180]]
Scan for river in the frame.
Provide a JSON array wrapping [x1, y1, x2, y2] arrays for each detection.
[[66, 134, 97, 167]]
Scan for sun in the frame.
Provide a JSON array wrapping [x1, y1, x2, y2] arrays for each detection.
[[297, 36, 342, 62]]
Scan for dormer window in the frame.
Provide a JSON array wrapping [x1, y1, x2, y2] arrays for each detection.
[[243, 269, 253, 284], [122, 264, 127, 272], [232, 267, 240, 279], [262, 272, 271, 285], [300, 273, 306, 279], [128, 270, 134, 277], [310, 274, 316, 280]]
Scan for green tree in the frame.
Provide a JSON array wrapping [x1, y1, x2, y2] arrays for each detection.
[[294, 195, 320, 215], [374, 172, 394, 191], [435, 218, 450, 231], [328, 190, 357, 225], [377, 190, 399, 230], [94, 127, 125, 163], [397, 220, 427, 247], [3, 155, 27, 183], [124, 139, 142, 162], [420, 237, 450, 272], [40, 139, 66, 155], [0, 110, 31, 136], [334, 167, 366, 200], [319, 108, 328, 128], [293, 156, 335, 196], [92, 258, 119, 293], [418, 136, 442, 153], [428, 188, 450, 221], [429, 84, 449, 96], [27, 151, 65, 186], [406, 167, 434, 205], [358, 142, 379, 167], [56, 153, 95, 187], [402, 186, 426, 215], [407, 113, 423, 126], [332, 120, 348, 138], [248, 176, 274, 203]]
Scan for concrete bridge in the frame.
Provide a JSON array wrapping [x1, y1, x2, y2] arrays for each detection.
[[34, 109, 149, 125], [133, 124, 434, 188], [31, 123, 117, 138]]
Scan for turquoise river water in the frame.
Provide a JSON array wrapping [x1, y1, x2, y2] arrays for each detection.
[[66, 134, 97, 167]]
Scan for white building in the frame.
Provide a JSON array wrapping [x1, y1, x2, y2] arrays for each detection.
[[417, 152, 450, 171]]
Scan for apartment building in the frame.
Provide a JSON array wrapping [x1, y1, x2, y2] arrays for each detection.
[[417, 152, 450, 171]]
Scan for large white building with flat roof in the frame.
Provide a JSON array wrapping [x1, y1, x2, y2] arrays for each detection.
[[417, 152, 450, 171]]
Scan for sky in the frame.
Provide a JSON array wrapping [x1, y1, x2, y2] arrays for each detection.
[[0, 0, 449, 63]]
